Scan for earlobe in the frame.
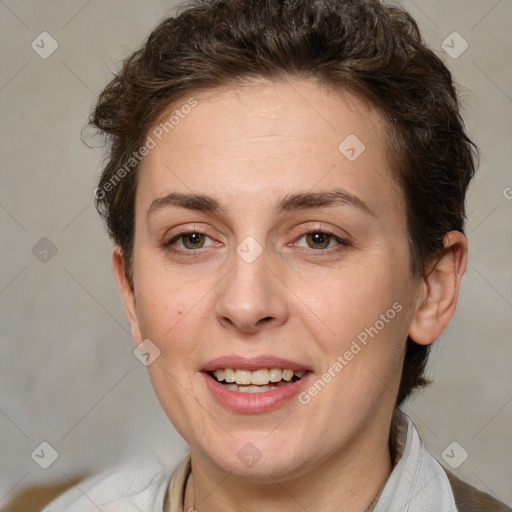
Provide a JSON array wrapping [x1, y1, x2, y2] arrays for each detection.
[[112, 247, 142, 346], [408, 231, 468, 346]]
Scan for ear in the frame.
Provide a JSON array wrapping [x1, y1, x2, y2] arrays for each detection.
[[112, 246, 142, 346], [408, 231, 468, 345]]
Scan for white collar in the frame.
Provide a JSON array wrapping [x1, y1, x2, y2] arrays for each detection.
[[374, 411, 458, 511]]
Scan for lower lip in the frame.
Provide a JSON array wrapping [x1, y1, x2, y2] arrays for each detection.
[[202, 372, 312, 414]]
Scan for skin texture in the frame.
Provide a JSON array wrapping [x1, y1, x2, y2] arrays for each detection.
[[113, 78, 467, 511]]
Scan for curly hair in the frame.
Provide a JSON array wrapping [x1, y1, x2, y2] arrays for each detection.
[[90, 0, 477, 407]]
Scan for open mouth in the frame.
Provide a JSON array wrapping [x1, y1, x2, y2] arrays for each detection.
[[207, 368, 307, 393]]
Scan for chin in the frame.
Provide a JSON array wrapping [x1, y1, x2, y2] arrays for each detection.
[[197, 435, 319, 483]]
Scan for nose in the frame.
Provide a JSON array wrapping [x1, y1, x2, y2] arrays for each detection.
[[215, 244, 289, 335]]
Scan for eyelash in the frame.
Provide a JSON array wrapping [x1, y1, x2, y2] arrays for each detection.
[[163, 228, 351, 256], [163, 229, 218, 255], [294, 229, 351, 254]]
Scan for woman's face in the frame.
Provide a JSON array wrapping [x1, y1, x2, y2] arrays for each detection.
[[121, 79, 422, 481]]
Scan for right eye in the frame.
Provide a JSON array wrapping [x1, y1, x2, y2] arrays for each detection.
[[163, 230, 219, 254]]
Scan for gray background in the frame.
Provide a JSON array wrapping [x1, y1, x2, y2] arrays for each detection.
[[1, 0, 511, 509]]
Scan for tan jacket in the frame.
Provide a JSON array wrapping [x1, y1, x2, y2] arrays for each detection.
[[444, 469, 511, 511]]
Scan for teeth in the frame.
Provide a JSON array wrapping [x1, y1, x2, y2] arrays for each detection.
[[269, 368, 282, 382], [220, 383, 285, 393], [212, 368, 306, 386], [235, 369, 252, 385], [282, 369, 294, 381], [251, 369, 269, 385], [238, 385, 271, 393], [224, 368, 236, 383]]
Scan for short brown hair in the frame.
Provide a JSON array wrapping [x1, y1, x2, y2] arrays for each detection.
[[90, 0, 477, 406]]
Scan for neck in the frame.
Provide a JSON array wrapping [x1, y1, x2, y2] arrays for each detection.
[[184, 417, 393, 512]]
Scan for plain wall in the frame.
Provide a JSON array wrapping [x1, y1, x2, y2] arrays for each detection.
[[1, 0, 511, 508]]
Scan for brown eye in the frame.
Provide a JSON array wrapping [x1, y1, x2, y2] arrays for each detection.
[[163, 229, 219, 255], [292, 229, 350, 254], [305, 232, 333, 249], [181, 232, 206, 249]]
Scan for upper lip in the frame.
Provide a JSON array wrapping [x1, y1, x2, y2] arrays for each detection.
[[201, 355, 311, 372]]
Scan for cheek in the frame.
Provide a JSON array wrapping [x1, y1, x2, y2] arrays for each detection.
[[306, 262, 404, 330], [301, 260, 411, 380], [133, 268, 200, 344]]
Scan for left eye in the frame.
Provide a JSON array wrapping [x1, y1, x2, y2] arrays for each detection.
[[295, 231, 347, 250]]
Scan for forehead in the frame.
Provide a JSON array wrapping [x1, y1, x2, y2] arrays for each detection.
[[137, 78, 403, 220]]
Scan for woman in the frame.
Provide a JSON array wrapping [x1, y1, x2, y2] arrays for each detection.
[[43, 0, 511, 510]]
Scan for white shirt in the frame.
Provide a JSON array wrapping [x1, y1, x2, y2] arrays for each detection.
[[42, 412, 460, 511]]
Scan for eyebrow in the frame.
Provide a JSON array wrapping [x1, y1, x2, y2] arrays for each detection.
[[147, 188, 376, 218], [275, 189, 376, 217]]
